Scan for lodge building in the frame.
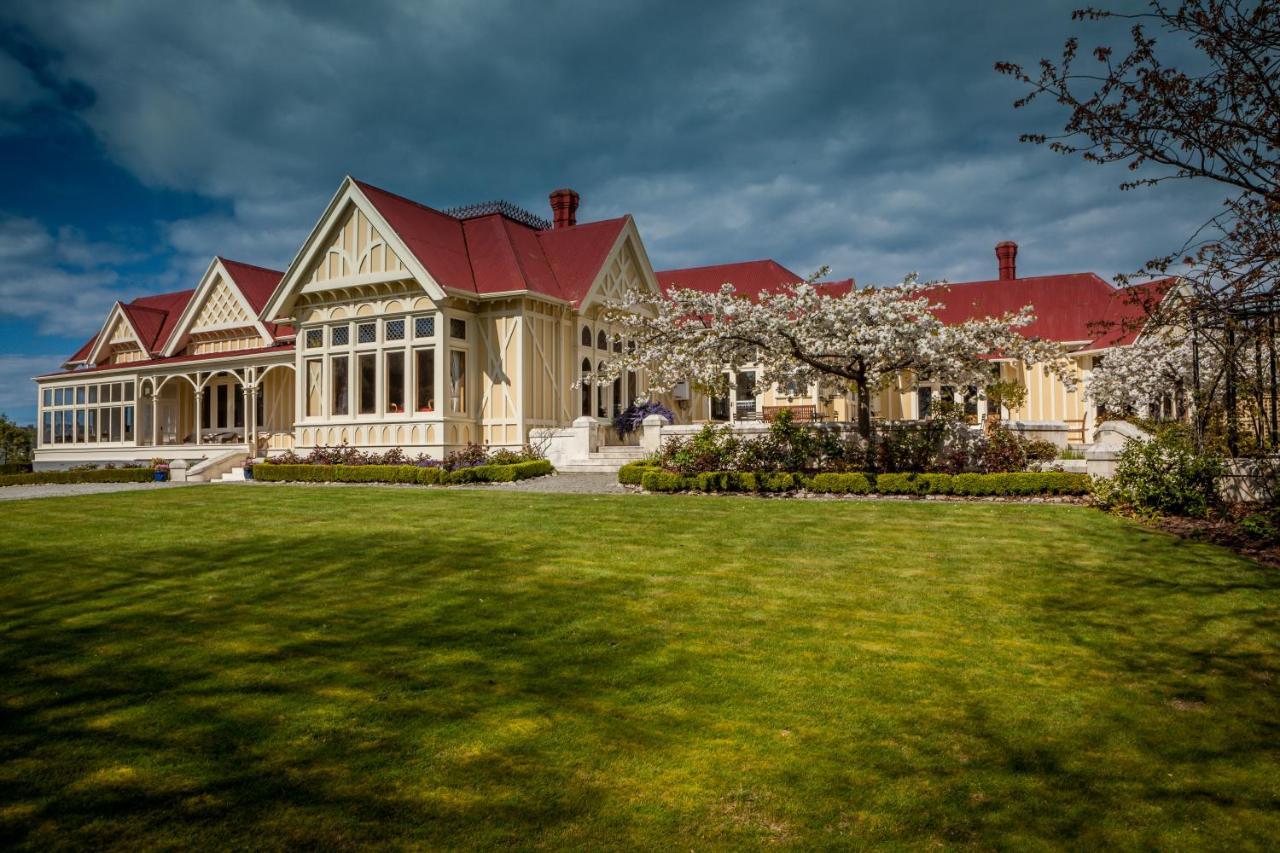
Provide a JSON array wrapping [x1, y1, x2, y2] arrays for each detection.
[[32, 177, 1163, 470]]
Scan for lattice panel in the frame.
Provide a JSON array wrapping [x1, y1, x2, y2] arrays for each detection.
[[191, 276, 252, 330]]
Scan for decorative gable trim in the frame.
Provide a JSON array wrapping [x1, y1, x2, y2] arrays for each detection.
[[576, 217, 663, 313], [86, 302, 146, 365], [263, 177, 447, 322], [162, 258, 273, 356]]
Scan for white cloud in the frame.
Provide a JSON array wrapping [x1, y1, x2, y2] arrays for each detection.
[[0, 354, 57, 423], [0, 215, 129, 336]]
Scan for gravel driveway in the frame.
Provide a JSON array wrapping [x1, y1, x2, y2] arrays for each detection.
[[0, 482, 195, 501]]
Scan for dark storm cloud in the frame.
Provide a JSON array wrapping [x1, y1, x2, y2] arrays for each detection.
[[1, 0, 1220, 307]]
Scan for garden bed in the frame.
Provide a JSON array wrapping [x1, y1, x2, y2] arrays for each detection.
[[253, 459, 553, 486], [619, 461, 1089, 498]]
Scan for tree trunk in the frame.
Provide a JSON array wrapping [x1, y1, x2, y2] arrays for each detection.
[[856, 382, 873, 442]]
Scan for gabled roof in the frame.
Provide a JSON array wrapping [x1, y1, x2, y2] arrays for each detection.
[[212, 258, 292, 340], [353, 180, 477, 293], [926, 273, 1173, 347], [350, 178, 634, 306], [656, 259, 854, 300], [73, 288, 196, 367]]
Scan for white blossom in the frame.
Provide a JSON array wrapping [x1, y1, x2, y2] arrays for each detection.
[[594, 271, 1073, 438]]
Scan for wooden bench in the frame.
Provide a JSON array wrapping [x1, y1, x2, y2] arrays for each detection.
[[762, 405, 822, 423]]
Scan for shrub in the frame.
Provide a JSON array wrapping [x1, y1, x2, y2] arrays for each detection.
[[0, 467, 154, 487], [755, 471, 801, 493], [0, 462, 33, 475], [253, 464, 442, 485], [875, 472, 924, 495], [807, 472, 872, 494], [617, 460, 660, 485], [1022, 439, 1059, 464], [1093, 432, 1223, 517], [641, 470, 692, 492]]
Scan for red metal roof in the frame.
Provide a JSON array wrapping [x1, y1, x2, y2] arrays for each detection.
[[355, 178, 630, 306], [40, 343, 295, 380], [656, 259, 854, 300], [926, 273, 1171, 346]]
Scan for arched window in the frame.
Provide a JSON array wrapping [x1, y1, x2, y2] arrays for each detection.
[[580, 358, 592, 417], [597, 360, 607, 417], [612, 376, 623, 416], [613, 338, 622, 353], [597, 330, 608, 350], [627, 370, 638, 405], [581, 326, 592, 347]]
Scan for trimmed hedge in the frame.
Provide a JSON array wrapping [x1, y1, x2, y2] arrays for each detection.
[[252, 459, 553, 486], [618, 461, 660, 486], [636, 469, 1090, 497], [0, 462, 33, 475], [808, 472, 873, 494], [0, 468, 154, 487]]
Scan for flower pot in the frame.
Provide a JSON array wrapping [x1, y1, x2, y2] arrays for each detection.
[[244, 467, 254, 481], [153, 470, 168, 482]]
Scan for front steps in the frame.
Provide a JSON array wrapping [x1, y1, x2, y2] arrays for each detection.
[[217, 467, 247, 482], [557, 445, 648, 474]]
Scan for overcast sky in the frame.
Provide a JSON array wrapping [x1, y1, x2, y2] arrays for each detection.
[[0, 0, 1220, 422]]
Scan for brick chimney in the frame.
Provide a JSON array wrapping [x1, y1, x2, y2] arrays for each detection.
[[549, 188, 580, 229], [995, 240, 1018, 280]]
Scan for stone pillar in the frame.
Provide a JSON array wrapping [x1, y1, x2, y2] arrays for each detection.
[[640, 414, 665, 454], [168, 458, 189, 483]]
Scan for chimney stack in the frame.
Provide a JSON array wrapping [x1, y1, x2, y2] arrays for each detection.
[[549, 188, 580, 229], [995, 240, 1018, 280]]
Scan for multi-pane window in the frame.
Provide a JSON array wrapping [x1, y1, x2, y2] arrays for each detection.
[[40, 380, 136, 446], [597, 330, 608, 350], [331, 355, 349, 416], [357, 322, 377, 344], [331, 325, 350, 346], [414, 316, 435, 338], [415, 349, 435, 412], [305, 328, 323, 348], [358, 353, 376, 414], [450, 318, 467, 340], [385, 319, 405, 341], [450, 350, 467, 412], [386, 351, 405, 413]]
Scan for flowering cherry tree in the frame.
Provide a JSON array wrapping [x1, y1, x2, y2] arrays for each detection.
[[1085, 335, 1192, 416], [597, 271, 1073, 442]]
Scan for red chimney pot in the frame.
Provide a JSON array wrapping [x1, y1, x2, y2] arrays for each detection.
[[995, 240, 1018, 280], [549, 188, 580, 229]]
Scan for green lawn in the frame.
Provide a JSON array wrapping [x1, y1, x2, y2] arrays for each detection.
[[1, 487, 1278, 850]]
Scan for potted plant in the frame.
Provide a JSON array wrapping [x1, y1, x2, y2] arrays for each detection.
[[150, 458, 169, 482], [243, 456, 255, 480]]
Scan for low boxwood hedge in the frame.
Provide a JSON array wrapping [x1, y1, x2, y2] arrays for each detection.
[[0, 468, 154, 487], [617, 460, 660, 485], [252, 458, 553, 486], [807, 472, 873, 494], [635, 469, 1090, 497]]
